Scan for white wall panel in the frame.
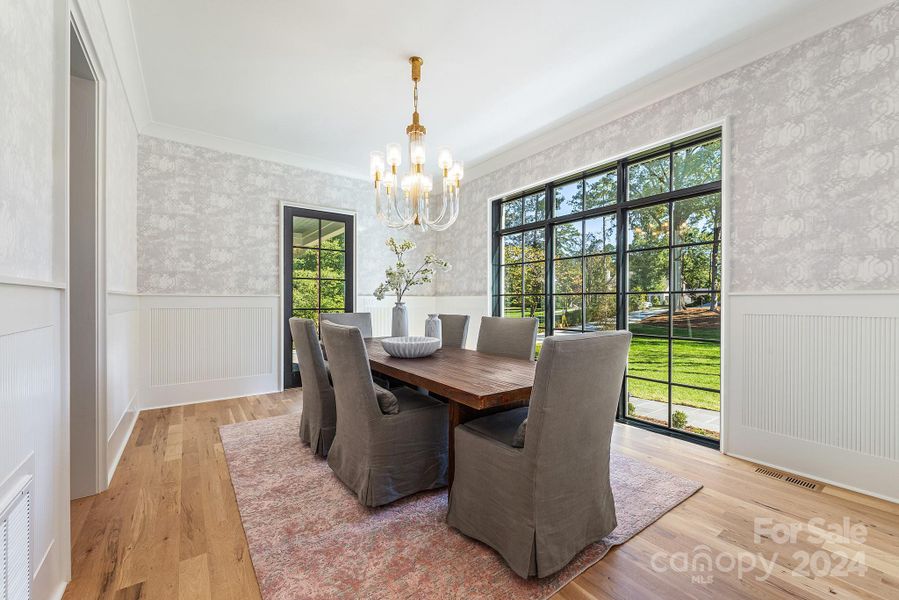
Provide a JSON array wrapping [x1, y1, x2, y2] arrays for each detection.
[[140, 295, 279, 408], [0, 284, 65, 600], [727, 292, 899, 502]]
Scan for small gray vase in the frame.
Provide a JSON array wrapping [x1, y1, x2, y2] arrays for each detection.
[[425, 314, 442, 348], [391, 302, 409, 337]]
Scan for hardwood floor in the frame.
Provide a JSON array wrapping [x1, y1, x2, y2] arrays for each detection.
[[65, 390, 899, 600]]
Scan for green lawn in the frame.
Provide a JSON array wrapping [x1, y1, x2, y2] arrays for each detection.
[[500, 312, 720, 413], [627, 336, 720, 410]]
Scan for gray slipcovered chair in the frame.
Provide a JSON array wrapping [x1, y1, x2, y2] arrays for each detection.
[[320, 322, 449, 507], [438, 314, 470, 348], [447, 330, 632, 578], [476, 316, 539, 360], [289, 317, 336, 457], [320, 312, 373, 338]]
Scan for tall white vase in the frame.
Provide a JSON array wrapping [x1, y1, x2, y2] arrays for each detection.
[[425, 314, 442, 348], [392, 302, 409, 337]]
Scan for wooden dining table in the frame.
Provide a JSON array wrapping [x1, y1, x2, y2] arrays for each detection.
[[365, 338, 537, 488]]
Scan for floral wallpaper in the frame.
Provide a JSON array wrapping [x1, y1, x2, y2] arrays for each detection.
[[435, 3, 899, 296], [137, 136, 436, 296]]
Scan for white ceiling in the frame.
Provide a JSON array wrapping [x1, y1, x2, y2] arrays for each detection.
[[109, 0, 889, 179]]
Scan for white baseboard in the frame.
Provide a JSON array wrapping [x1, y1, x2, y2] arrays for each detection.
[[106, 395, 138, 485]]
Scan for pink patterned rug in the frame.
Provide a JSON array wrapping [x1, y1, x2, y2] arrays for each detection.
[[219, 413, 701, 600]]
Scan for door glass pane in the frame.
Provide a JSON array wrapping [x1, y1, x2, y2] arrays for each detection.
[[627, 293, 669, 336], [671, 293, 721, 340], [585, 171, 617, 209], [627, 155, 670, 200], [523, 192, 546, 223], [293, 248, 318, 278], [628, 249, 668, 292], [554, 180, 583, 217], [672, 386, 720, 439], [320, 220, 346, 251], [673, 139, 721, 189], [293, 217, 319, 247], [628, 204, 669, 249], [585, 294, 616, 331], [320, 250, 345, 279], [627, 378, 668, 427], [672, 340, 720, 390], [585, 254, 616, 293], [502, 199, 523, 229], [584, 214, 616, 254], [293, 279, 318, 309], [673, 193, 721, 244], [554, 222, 582, 257], [553, 295, 583, 330], [320, 280, 345, 309], [502, 233, 523, 263], [553, 258, 583, 293]]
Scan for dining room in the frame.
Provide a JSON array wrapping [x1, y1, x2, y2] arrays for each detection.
[[3, 1, 899, 599]]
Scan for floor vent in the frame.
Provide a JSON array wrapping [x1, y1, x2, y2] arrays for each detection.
[[754, 466, 821, 491]]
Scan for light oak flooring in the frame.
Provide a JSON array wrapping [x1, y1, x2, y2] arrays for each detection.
[[65, 390, 899, 599]]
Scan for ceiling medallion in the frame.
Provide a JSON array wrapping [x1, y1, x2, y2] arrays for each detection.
[[369, 56, 462, 231]]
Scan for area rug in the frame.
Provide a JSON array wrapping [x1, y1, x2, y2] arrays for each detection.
[[220, 413, 701, 600]]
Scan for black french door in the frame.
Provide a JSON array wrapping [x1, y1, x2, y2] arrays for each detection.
[[283, 206, 354, 388]]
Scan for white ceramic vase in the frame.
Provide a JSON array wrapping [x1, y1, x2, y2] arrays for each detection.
[[425, 314, 442, 348], [392, 302, 409, 337]]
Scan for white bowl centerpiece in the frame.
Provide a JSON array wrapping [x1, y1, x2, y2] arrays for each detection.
[[381, 336, 441, 359]]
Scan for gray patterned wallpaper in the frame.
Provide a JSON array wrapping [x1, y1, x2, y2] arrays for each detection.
[[0, 0, 56, 281], [137, 136, 436, 296], [0, 0, 138, 289], [435, 3, 899, 296]]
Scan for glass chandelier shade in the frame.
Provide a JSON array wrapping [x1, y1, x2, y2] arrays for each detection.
[[370, 57, 462, 231]]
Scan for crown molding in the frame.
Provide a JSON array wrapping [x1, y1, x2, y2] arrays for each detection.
[[141, 121, 368, 180], [101, 0, 891, 183], [463, 0, 893, 181]]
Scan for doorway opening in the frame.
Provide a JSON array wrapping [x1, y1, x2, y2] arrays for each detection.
[[69, 23, 103, 499]]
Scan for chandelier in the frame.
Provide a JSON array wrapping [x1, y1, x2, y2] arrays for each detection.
[[369, 56, 463, 231]]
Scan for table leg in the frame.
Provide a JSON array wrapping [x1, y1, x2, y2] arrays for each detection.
[[447, 400, 462, 491]]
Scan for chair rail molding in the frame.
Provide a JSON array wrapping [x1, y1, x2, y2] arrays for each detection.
[[726, 289, 899, 503]]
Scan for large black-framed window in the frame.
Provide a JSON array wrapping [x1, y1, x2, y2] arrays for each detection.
[[491, 130, 722, 446], [283, 206, 354, 388]]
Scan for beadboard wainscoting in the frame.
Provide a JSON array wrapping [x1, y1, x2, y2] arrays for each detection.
[[139, 295, 280, 408], [727, 291, 899, 502], [0, 283, 68, 600], [106, 291, 140, 483]]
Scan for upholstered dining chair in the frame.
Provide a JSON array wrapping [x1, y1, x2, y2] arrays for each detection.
[[289, 317, 336, 457], [447, 330, 632, 578], [320, 312, 373, 338], [475, 316, 539, 360], [320, 322, 449, 507], [437, 314, 470, 348]]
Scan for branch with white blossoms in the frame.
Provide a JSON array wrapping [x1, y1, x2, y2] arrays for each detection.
[[373, 237, 452, 303]]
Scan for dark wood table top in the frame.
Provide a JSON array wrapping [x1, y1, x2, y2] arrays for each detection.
[[364, 338, 536, 410]]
